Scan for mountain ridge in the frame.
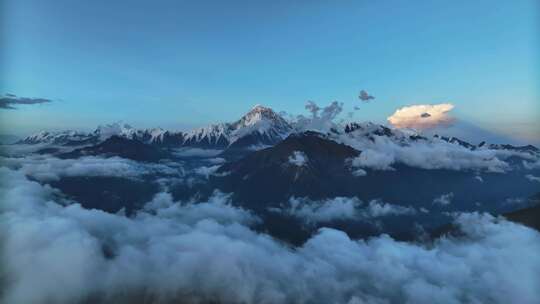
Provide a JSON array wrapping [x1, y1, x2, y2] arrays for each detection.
[[15, 105, 539, 157], [17, 105, 293, 150]]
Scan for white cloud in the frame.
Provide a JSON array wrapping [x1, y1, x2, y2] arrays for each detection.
[[279, 197, 361, 224], [387, 103, 455, 130], [350, 149, 395, 171], [275, 197, 416, 224], [194, 165, 221, 179], [523, 159, 540, 170], [288, 151, 308, 167], [364, 200, 416, 217], [143, 191, 259, 226], [505, 197, 526, 206], [2, 168, 540, 304], [525, 174, 540, 183], [293, 101, 344, 133], [340, 132, 512, 173], [0, 155, 182, 181], [351, 168, 367, 176], [433, 192, 454, 206], [206, 157, 226, 164]]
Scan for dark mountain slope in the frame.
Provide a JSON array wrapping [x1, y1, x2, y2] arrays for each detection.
[[59, 136, 169, 162], [210, 131, 540, 217], [50, 176, 159, 215], [505, 204, 540, 231], [211, 131, 360, 210], [504, 193, 540, 231]]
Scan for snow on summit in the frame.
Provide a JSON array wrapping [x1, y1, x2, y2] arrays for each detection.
[[230, 104, 292, 140], [94, 122, 137, 140]]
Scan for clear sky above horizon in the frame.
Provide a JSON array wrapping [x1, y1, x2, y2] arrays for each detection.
[[1, 0, 538, 143]]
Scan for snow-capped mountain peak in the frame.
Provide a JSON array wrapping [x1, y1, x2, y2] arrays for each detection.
[[231, 104, 291, 137], [23, 130, 54, 143], [148, 127, 167, 141], [94, 122, 136, 140], [182, 105, 293, 149], [183, 123, 230, 147], [238, 104, 280, 125], [18, 105, 537, 158], [19, 129, 94, 145], [228, 105, 292, 147]]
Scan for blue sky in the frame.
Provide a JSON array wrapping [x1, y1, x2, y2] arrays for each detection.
[[1, 0, 538, 143]]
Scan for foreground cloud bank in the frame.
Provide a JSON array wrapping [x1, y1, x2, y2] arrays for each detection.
[[2, 167, 540, 304], [388, 103, 455, 129]]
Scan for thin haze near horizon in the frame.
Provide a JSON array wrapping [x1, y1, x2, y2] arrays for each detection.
[[1, 0, 538, 144]]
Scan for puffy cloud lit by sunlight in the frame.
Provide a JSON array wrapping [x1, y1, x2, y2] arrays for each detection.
[[388, 103, 455, 129]]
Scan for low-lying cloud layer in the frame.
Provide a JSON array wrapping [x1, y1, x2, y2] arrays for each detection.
[[273, 196, 362, 224], [433, 192, 454, 206], [525, 174, 540, 183], [0, 155, 183, 181], [272, 197, 417, 225], [143, 191, 259, 226], [343, 134, 513, 173], [387, 103, 455, 129], [288, 151, 308, 167], [2, 168, 540, 304], [0, 94, 54, 109]]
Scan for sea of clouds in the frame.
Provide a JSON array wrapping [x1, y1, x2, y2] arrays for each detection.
[[2, 100, 540, 303], [0, 155, 184, 182], [2, 166, 540, 304]]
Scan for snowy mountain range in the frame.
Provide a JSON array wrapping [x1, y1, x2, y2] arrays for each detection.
[[7, 104, 540, 246], [18, 105, 293, 150], [16, 105, 539, 160]]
